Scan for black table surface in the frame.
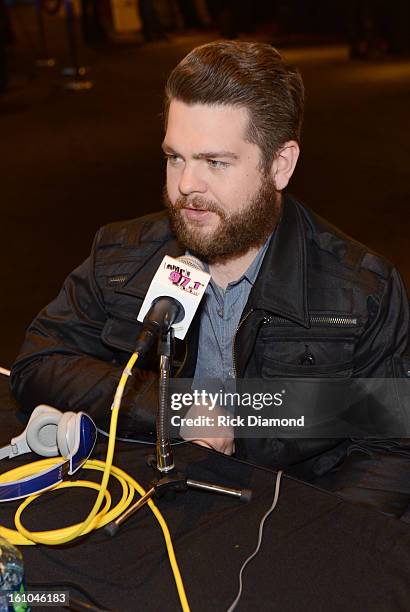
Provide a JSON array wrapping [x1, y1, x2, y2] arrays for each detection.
[[1, 378, 410, 612]]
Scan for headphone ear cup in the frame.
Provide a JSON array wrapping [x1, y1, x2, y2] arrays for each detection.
[[57, 412, 78, 458], [26, 411, 62, 457]]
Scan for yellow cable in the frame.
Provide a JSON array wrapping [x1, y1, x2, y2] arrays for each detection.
[[0, 352, 190, 611], [11, 352, 139, 546], [0, 464, 128, 545], [2, 461, 190, 610]]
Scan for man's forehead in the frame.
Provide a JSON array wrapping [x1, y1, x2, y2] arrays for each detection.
[[165, 99, 252, 149]]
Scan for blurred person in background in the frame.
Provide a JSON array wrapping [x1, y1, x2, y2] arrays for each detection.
[[81, 0, 106, 45], [138, 0, 166, 42], [0, 0, 14, 93], [347, 0, 410, 59]]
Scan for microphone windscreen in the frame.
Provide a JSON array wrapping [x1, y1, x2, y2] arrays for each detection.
[[176, 255, 205, 272], [137, 254, 211, 340]]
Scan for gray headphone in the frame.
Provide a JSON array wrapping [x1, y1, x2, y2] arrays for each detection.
[[0, 405, 85, 460]]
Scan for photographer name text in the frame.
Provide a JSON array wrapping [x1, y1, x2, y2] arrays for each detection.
[[171, 415, 305, 428]]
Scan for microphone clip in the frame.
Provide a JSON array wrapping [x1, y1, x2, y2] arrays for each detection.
[[157, 327, 175, 358]]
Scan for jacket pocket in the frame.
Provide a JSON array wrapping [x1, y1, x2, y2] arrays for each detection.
[[101, 308, 187, 369], [261, 338, 355, 378], [101, 311, 143, 353]]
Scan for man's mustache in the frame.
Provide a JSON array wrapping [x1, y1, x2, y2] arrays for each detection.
[[172, 196, 225, 217]]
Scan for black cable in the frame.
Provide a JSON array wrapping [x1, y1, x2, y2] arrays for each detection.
[[96, 427, 188, 447], [65, 596, 105, 612], [226, 470, 284, 612], [27, 581, 111, 611]]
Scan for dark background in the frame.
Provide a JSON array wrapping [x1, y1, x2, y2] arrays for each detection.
[[1, 1, 409, 367]]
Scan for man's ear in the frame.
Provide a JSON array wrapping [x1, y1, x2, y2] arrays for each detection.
[[269, 140, 300, 190]]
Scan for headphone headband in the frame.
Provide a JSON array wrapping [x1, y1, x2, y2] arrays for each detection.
[[0, 410, 97, 502]]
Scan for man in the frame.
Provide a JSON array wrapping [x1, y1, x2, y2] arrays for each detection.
[[11, 41, 410, 517]]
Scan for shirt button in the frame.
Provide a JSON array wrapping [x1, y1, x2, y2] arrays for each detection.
[[228, 369, 235, 378], [217, 308, 224, 317]]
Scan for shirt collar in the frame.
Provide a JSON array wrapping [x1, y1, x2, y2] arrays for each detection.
[[242, 235, 272, 285], [188, 233, 272, 291]]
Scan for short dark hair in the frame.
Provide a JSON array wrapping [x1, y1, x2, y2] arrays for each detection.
[[164, 40, 304, 172]]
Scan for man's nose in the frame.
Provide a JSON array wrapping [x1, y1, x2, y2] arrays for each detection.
[[178, 164, 207, 196]]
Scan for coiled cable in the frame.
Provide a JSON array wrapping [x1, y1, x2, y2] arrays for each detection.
[[0, 355, 190, 611]]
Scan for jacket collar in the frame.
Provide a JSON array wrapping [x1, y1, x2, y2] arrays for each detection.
[[116, 196, 309, 327], [249, 194, 309, 328], [115, 217, 184, 299]]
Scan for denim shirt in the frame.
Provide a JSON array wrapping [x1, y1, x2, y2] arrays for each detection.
[[193, 236, 271, 384]]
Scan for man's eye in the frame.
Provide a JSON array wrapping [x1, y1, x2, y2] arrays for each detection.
[[165, 154, 182, 165], [207, 159, 229, 169]]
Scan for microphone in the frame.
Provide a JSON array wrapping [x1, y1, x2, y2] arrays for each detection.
[[136, 255, 210, 354]]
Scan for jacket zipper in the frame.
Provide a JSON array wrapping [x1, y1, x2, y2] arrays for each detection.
[[232, 309, 254, 377], [108, 275, 128, 285], [263, 314, 359, 327]]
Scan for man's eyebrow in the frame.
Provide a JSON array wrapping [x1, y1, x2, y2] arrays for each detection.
[[162, 143, 176, 153], [193, 151, 239, 161], [161, 143, 239, 161]]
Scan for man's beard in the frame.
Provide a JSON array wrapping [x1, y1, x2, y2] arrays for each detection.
[[163, 175, 281, 264]]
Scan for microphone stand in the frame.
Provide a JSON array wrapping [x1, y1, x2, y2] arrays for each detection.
[[105, 328, 251, 536], [156, 329, 175, 473]]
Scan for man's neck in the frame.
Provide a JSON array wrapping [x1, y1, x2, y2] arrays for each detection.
[[209, 248, 261, 289]]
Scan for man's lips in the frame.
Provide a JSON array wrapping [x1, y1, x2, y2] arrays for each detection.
[[182, 207, 214, 221]]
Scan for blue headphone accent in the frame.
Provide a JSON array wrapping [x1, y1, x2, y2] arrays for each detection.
[[0, 406, 97, 502]]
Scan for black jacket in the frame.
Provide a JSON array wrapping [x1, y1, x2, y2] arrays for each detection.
[[11, 196, 410, 515]]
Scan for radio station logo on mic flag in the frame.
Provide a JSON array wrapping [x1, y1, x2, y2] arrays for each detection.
[[137, 255, 211, 339]]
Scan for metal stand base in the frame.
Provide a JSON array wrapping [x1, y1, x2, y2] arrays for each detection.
[[104, 329, 251, 538], [62, 66, 93, 91], [36, 58, 56, 68], [64, 79, 94, 91], [105, 455, 252, 537], [61, 66, 87, 77]]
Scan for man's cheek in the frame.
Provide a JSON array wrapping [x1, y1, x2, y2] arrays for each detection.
[[165, 179, 179, 207]]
